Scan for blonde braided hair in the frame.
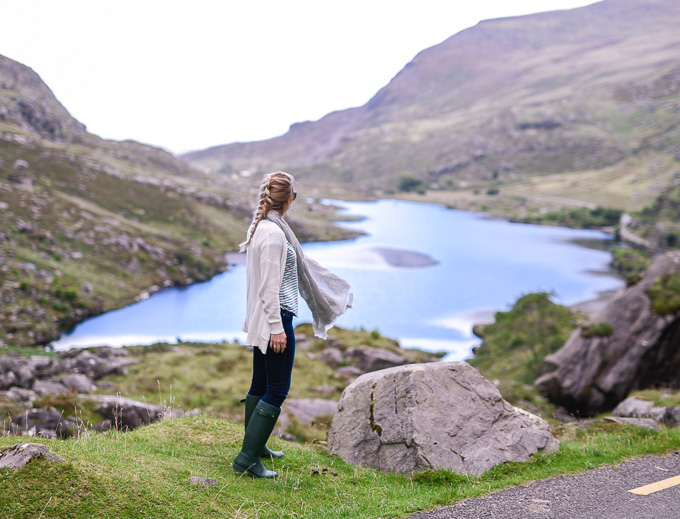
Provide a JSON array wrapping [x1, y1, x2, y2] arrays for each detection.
[[239, 171, 295, 251]]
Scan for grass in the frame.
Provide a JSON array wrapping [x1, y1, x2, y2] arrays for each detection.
[[646, 273, 680, 316], [468, 292, 578, 386], [511, 206, 622, 229], [610, 247, 651, 286], [1, 417, 680, 518]]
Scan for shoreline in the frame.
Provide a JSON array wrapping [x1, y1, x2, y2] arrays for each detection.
[[569, 287, 621, 319], [49, 199, 624, 352]]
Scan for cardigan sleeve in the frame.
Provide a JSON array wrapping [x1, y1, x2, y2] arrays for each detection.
[[256, 228, 286, 335]]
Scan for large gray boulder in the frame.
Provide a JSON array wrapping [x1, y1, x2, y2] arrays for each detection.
[[328, 362, 559, 476], [535, 251, 680, 416]]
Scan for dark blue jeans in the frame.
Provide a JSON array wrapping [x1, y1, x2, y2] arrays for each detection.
[[248, 309, 296, 408]]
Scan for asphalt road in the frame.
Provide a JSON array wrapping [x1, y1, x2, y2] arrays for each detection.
[[410, 451, 680, 519]]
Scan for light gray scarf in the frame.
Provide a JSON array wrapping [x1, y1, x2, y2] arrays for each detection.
[[266, 211, 353, 339]]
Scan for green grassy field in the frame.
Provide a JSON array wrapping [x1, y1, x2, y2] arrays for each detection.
[[2, 416, 680, 518], [3, 310, 680, 518]]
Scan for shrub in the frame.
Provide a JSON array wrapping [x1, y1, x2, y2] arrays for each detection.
[[611, 247, 650, 286], [519, 206, 622, 228], [581, 322, 613, 338], [397, 174, 423, 193], [63, 289, 78, 302], [646, 273, 680, 316], [468, 292, 577, 384]]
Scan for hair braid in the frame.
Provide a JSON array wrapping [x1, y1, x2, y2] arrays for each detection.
[[239, 171, 294, 251]]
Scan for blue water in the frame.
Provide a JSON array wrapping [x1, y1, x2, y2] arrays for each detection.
[[51, 199, 623, 360]]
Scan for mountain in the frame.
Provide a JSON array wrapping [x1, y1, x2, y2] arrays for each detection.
[[184, 0, 680, 216], [0, 55, 257, 347]]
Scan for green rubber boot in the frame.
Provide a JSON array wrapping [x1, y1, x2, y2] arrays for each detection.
[[245, 395, 284, 459], [233, 400, 280, 478]]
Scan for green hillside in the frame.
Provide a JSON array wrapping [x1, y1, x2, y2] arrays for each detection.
[[184, 0, 680, 226], [0, 55, 353, 348]]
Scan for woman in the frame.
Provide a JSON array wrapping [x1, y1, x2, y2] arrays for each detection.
[[233, 171, 353, 478]]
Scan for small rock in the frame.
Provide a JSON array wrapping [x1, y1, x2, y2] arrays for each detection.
[[12, 159, 29, 170], [666, 406, 680, 427], [92, 419, 113, 432], [11, 407, 72, 438], [343, 346, 410, 373], [604, 416, 660, 430], [32, 380, 68, 395], [612, 397, 654, 418], [91, 395, 184, 431], [649, 407, 669, 423], [62, 374, 96, 392], [1, 387, 37, 405], [189, 476, 220, 487], [320, 348, 343, 368], [0, 443, 64, 469], [313, 384, 336, 395], [335, 366, 363, 378], [280, 398, 338, 427]]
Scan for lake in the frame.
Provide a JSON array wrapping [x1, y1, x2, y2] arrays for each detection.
[[51, 199, 623, 360]]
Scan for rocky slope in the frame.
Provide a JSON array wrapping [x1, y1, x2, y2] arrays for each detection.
[[184, 0, 680, 223]]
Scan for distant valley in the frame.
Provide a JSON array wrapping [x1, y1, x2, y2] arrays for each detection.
[[184, 0, 680, 247], [0, 55, 352, 348]]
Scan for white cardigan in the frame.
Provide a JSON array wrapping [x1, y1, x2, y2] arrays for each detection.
[[242, 220, 288, 353]]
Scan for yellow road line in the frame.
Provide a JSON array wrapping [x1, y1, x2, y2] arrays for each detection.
[[629, 475, 680, 496]]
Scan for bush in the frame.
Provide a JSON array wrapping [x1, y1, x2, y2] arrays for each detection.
[[397, 174, 423, 193], [611, 247, 650, 286], [646, 273, 680, 316], [468, 292, 577, 383], [519, 206, 623, 228], [581, 322, 613, 338]]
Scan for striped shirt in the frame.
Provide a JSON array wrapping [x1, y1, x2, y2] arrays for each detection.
[[279, 241, 299, 316]]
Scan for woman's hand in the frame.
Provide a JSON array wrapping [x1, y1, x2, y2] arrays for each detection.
[[270, 331, 287, 353]]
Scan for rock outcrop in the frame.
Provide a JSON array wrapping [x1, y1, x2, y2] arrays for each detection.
[[0, 348, 182, 437], [328, 362, 559, 476], [0, 347, 136, 392], [535, 251, 680, 416]]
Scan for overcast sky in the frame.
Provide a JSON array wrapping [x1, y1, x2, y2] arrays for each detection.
[[1, 0, 597, 154]]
